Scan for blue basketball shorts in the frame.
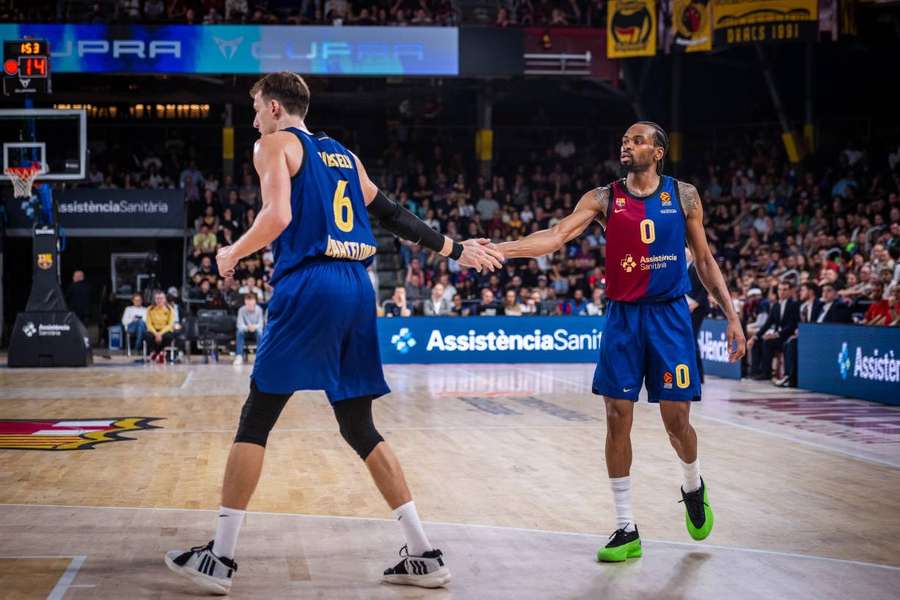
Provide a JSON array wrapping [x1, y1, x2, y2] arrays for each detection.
[[592, 297, 702, 402], [251, 260, 390, 404]]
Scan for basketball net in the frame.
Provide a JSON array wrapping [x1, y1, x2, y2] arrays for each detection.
[[4, 163, 42, 198]]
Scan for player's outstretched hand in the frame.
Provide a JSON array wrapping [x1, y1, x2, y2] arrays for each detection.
[[726, 317, 747, 363], [457, 238, 504, 272], [216, 245, 238, 279]]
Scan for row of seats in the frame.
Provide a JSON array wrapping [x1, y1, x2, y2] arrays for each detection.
[[112, 309, 258, 363]]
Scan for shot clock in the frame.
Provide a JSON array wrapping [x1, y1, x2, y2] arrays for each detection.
[[3, 39, 51, 96]]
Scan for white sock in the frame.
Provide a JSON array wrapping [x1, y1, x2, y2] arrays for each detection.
[[393, 501, 432, 556], [212, 506, 245, 559], [610, 476, 635, 532], [680, 458, 701, 493]]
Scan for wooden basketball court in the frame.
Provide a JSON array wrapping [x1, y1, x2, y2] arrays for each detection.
[[2, 362, 899, 599]]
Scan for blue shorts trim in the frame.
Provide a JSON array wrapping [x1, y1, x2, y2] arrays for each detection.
[[251, 261, 390, 404], [592, 298, 702, 402]]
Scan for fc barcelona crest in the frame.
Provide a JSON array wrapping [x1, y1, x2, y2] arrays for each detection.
[[37, 253, 53, 270]]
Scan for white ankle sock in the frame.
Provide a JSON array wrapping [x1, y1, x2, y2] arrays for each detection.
[[212, 506, 245, 559], [393, 501, 432, 556], [680, 458, 701, 493], [609, 476, 635, 532]]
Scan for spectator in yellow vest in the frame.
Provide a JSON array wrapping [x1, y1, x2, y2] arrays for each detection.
[[145, 289, 175, 363]]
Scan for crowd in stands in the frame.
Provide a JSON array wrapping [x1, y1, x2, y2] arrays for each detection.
[[376, 130, 900, 386], [369, 136, 899, 327], [80, 124, 900, 382], [89, 151, 274, 364], [9, 0, 606, 27]]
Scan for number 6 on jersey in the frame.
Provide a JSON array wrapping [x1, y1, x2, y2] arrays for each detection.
[[333, 180, 354, 232]]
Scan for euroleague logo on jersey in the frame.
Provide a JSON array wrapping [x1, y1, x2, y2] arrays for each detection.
[[660, 192, 672, 206], [663, 371, 674, 390]]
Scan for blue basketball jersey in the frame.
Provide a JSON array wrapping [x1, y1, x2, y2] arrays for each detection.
[[269, 128, 378, 286]]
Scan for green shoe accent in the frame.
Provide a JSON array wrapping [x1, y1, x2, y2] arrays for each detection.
[[683, 480, 714, 541], [597, 537, 642, 562]]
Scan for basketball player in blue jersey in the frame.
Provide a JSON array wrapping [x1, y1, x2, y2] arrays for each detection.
[[496, 122, 745, 562], [164, 72, 503, 594]]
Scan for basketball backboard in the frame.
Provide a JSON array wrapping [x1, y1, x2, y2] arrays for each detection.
[[0, 108, 86, 181]]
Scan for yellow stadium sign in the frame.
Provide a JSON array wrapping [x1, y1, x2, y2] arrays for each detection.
[[673, 0, 712, 53], [607, 0, 657, 58], [713, 0, 818, 46]]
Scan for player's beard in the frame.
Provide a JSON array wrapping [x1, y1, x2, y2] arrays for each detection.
[[621, 157, 653, 175]]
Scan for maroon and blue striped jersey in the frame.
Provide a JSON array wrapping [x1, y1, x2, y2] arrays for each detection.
[[604, 176, 690, 303]]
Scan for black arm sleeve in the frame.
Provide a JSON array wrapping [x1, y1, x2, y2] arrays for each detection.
[[367, 189, 461, 259]]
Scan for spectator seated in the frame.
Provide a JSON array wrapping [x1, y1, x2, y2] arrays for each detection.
[[144, 289, 177, 364], [121, 292, 148, 355], [234, 294, 265, 365]]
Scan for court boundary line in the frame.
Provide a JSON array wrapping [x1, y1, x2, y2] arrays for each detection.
[[2, 503, 898, 574], [47, 555, 86, 600], [0, 554, 90, 597], [0, 555, 79, 559], [179, 372, 194, 390]]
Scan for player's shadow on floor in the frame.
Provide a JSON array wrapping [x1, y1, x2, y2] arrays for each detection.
[[661, 552, 712, 599], [575, 551, 712, 600]]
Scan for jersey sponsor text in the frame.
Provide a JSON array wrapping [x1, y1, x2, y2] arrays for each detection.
[[325, 235, 377, 261]]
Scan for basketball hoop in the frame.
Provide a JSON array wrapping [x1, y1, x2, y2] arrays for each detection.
[[4, 162, 43, 198]]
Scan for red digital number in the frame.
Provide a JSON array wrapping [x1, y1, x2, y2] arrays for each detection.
[[21, 57, 47, 77]]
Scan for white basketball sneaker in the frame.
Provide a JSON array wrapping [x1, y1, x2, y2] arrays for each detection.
[[382, 545, 451, 588], [164, 540, 237, 595]]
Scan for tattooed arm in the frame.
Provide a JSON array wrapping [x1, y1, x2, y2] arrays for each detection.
[[680, 181, 747, 362], [497, 187, 608, 259]]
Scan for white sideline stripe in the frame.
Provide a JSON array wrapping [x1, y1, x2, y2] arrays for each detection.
[[46, 555, 86, 600], [54, 421, 114, 427], [3, 503, 899, 574], [179, 372, 194, 390], [0, 555, 78, 559]]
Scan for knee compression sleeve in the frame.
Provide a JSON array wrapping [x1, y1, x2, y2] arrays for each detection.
[[234, 380, 291, 447], [333, 395, 384, 460]]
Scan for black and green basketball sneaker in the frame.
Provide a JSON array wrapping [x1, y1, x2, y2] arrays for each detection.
[[596, 525, 642, 562], [680, 477, 714, 540]]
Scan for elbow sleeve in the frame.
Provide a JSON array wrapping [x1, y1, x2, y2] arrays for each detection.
[[367, 190, 446, 253]]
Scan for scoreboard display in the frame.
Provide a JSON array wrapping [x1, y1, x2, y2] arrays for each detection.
[[3, 39, 51, 96]]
